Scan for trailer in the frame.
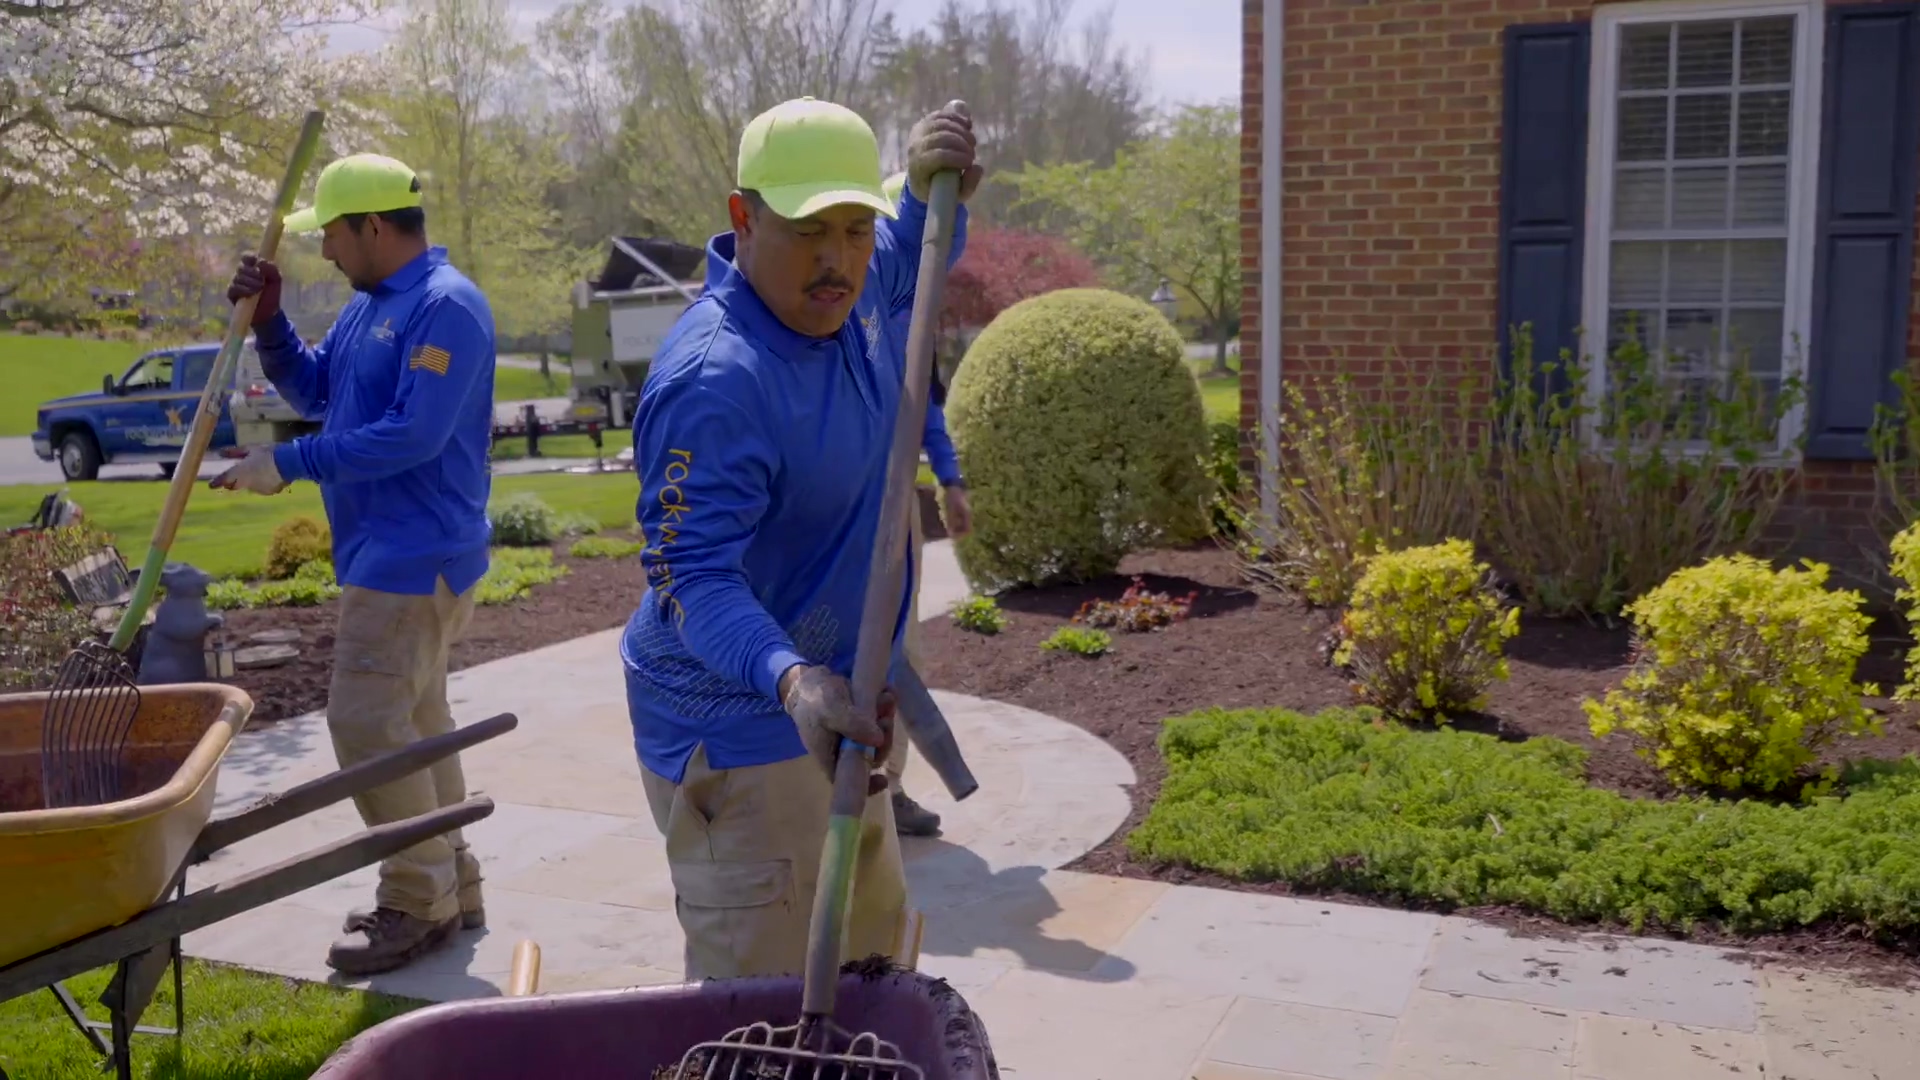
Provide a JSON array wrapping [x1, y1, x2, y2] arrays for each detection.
[[563, 235, 706, 431]]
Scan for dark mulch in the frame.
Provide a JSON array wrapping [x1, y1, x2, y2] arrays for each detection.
[[914, 543, 1920, 982], [215, 545, 650, 724]]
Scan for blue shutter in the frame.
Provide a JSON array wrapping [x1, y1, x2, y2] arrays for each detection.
[[1805, 3, 1920, 460], [1497, 22, 1592, 399]]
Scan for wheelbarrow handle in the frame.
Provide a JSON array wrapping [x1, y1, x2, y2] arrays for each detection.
[[0, 797, 496, 1001], [191, 712, 518, 862]]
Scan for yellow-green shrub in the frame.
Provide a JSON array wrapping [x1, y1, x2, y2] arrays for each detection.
[[265, 515, 331, 580], [1890, 521, 1920, 702], [947, 288, 1211, 592], [1332, 539, 1518, 722], [1583, 555, 1880, 796]]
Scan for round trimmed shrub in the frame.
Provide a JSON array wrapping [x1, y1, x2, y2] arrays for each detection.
[[947, 288, 1211, 591]]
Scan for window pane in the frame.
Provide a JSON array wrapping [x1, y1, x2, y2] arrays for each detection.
[[1732, 163, 1788, 226], [1674, 93, 1732, 158], [1664, 308, 1724, 370], [1620, 24, 1673, 90], [1614, 168, 1668, 228], [1671, 166, 1730, 227], [1726, 308, 1785, 374], [1610, 242, 1666, 305], [1676, 20, 1736, 87], [1727, 240, 1787, 304], [1667, 241, 1727, 305], [1739, 16, 1795, 85], [1736, 90, 1791, 157], [1617, 97, 1670, 161]]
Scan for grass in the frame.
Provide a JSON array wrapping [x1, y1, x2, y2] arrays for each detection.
[[1189, 356, 1240, 426], [1131, 707, 1920, 937], [493, 363, 571, 402], [489, 432, 620, 461], [0, 472, 640, 580], [0, 959, 423, 1079], [1, 332, 154, 436]]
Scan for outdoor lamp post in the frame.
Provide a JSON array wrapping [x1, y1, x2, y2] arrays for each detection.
[[1150, 278, 1177, 323]]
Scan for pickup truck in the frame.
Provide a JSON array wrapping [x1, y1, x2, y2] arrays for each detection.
[[32, 343, 251, 481]]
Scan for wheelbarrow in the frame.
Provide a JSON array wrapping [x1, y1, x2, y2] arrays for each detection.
[[0, 682, 517, 1080], [314, 881, 997, 1079]]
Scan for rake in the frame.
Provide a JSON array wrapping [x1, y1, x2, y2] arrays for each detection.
[[666, 165, 964, 1080], [38, 111, 327, 811]]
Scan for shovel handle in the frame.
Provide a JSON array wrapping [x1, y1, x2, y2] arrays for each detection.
[[112, 110, 327, 653]]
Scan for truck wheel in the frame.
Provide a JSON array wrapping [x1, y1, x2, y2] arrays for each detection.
[[58, 431, 102, 482]]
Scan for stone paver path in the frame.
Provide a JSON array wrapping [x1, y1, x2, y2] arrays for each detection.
[[182, 540, 1919, 1079]]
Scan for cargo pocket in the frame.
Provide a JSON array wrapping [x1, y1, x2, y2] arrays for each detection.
[[670, 859, 801, 980]]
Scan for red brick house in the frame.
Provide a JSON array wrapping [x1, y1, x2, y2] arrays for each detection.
[[1238, 0, 1920, 581]]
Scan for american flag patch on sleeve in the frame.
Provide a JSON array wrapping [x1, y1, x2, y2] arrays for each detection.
[[409, 344, 452, 375]]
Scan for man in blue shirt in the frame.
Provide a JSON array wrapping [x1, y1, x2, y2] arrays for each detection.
[[623, 97, 981, 980], [216, 153, 498, 977], [879, 170, 972, 838]]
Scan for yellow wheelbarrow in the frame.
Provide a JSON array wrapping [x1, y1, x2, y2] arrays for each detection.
[[0, 683, 516, 1080]]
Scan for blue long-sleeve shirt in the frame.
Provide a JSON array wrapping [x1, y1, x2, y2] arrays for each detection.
[[917, 351, 961, 487], [254, 246, 497, 596], [621, 184, 968, 783]]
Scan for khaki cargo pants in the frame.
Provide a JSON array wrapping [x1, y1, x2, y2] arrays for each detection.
[[327, 578, 482, 925], [884, 499, 928, 786], [643, 745, 906, 981]]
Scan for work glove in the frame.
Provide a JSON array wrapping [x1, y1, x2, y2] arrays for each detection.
[[906, 100, 985, 205], [208, 445, 289, 496], [226, 254, 284, 328], [780, 664, 895, 793], [941, 484, 973, 538]]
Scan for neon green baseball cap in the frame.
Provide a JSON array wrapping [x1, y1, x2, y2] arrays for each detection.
[[737, 98, 895, 221], [283, 153, 423, 233], [882, 171, 908, 204]]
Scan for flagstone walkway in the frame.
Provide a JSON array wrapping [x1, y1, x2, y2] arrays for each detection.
[[184, 541, 1918, 1079]]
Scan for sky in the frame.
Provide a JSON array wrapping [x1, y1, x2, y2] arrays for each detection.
[[322, 0, 1241, 107]]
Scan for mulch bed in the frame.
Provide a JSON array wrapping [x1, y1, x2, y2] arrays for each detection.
[[914, 543, 1920, 982], [216, 547, 650, 724]]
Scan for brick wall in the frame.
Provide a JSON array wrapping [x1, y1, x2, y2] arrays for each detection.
[[1239, 0, 1920, 590]]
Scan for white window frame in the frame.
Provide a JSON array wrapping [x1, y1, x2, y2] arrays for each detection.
[[1579, 0, 1825, 456]]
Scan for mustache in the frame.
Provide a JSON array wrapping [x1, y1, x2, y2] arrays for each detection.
[[804, 274, 852, 293]]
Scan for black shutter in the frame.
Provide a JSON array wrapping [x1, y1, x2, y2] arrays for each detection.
[[1497, 22, 1592, 399], [1805, 3, 1920, 460]]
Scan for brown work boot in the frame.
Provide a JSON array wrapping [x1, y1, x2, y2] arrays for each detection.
[[346, 895, 483, 932], [328, 907, 460, 976], [892, 788, 942, 837]]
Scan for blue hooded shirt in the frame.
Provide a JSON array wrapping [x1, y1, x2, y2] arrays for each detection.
[[621, 185, 968, 783]]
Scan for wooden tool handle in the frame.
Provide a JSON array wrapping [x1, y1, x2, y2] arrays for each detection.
[[111, 109, 326, 653], [507, 940, 543, 997]]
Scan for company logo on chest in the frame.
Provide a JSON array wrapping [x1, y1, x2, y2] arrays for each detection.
[[368, 316, 397, 345], [859, 309, 881, 365]]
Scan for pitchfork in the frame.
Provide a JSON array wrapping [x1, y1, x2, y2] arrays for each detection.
[[39, 111, 327, 810]]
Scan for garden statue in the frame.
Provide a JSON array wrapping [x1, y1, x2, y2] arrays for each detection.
[[137, 562, 224, 685]]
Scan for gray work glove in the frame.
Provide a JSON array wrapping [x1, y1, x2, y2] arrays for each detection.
[[906, 99, 985, 205], [780, 664, 895, 794]]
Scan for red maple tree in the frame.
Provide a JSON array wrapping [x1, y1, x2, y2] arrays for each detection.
[[941, 227, 1099, 339]]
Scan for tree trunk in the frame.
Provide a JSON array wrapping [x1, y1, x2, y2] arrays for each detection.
[[1212, 328, 1232, 376]]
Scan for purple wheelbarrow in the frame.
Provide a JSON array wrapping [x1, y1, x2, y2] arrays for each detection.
[[312, 966, 1000, 1080]]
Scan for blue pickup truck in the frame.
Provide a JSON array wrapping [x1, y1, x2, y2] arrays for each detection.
[[32, 343, 249, 481]]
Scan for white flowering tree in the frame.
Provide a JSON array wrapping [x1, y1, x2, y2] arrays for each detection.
[[0, 0, 389, 311]]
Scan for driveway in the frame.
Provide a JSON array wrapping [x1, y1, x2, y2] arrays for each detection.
[[0, 436, 228, 489]]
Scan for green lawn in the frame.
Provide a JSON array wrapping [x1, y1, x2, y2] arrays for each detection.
[[0, 472, 639, 580], [489, 432, 621, 461], [0, 959, 422, 1079], [493, 363, 571, 402], [1132, 707, 1920, 936], [1190, 356, 1241, 426], [0, 333, 158, 436]]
